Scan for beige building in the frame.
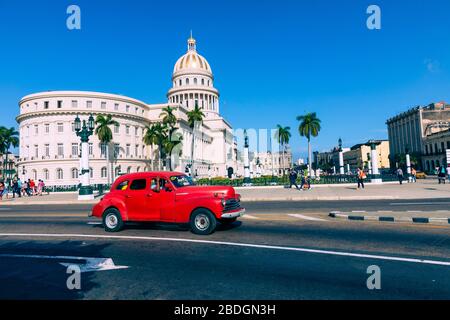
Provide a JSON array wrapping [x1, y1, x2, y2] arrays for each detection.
[[421, 129, 450, 172], [251, 149, 292, 176], [343, 140, 390, 172]]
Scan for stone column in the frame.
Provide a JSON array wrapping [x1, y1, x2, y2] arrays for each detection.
[[243, 130, 251, 185], [368, 140, 382, 184]]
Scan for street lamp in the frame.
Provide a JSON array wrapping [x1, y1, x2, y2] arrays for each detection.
[[243, 130, 252, 185], [75, 114, 95, 200], [405, 146, 412, 182], [338, 138, 344, 175]]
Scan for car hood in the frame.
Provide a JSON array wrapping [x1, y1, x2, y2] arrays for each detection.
[[176, 185, 236, 198]]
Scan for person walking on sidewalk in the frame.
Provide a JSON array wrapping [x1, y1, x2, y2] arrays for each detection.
[[300, 169, 311, 191], [288, 169, 300, 190], [438, 165, 446, 184], [447, 166, 450, 183], [411, 167, 417, 183], [356, 168, 366, 189], [396, 168, 404, 185]]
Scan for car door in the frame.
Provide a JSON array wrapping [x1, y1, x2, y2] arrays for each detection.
[[124, 178, 159, 221], [157, 177, 177, 222]]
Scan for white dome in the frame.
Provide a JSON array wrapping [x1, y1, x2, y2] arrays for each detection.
[[173, 36, 212, 75]]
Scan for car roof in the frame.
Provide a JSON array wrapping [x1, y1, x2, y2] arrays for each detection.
[[115, 171, 185, 181]]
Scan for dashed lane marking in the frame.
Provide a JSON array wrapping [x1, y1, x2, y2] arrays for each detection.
[[287, 214, 328, 222], [0, 233, 450, 267], [241, 214, 260, 220]]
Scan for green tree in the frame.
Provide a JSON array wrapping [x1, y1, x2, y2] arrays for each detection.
[[0, 126, 19, 180], [297, 112, 321, 177], [94, 114, 119, 184], [143, 124, 159, 170], [186, 103, 205, 177], [274, 125, 291, 176], [160, 106, 179, 170]]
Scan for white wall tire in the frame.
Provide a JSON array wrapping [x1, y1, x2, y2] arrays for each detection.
[[190, 209, 217, 235], [102, 208, 124, 232]]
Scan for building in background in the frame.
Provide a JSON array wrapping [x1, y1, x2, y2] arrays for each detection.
[[0, 154, 19, 181], [343, 140, 390, 173], [386, 102, 450, 170], [421, 129, 450, 172], [250, 148, 292, 176], [16, 36, 241, 186]]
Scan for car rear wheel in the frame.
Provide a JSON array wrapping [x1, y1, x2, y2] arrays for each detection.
[[190, 209, 217, 235], [102, 208, 124, 232]]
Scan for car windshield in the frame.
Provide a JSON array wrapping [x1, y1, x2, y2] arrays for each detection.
[[170, 175, 195, 188]]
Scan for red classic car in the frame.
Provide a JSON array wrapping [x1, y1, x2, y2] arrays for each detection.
[[90, 171, 245, 235]]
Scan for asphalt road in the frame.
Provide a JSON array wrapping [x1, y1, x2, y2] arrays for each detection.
[[3, 197, 450, 214], [0, 200, 450, 299]]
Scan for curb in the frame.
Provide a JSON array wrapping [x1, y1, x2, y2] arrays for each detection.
[[329, 212, 450, 225]]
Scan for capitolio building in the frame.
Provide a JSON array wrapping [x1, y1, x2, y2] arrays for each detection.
[[16, 36, 241, 186]]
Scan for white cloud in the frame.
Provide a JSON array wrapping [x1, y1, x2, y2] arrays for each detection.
[[424, 59, 441, 73]]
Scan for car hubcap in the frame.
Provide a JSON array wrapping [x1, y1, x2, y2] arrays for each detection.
[[195, 214, 210, 231], [105, 214, 118, 229]]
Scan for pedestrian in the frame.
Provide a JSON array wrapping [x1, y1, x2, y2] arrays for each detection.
[[447, 166, 450, 183], [0, 181, 6, 201], [356, 168, 366, 189], [438, 165, 446, 184], [288, 169, 300, 190], [396, 168, 404, 185], [411, 167, 417, 183], [300, 170, 311, 191]]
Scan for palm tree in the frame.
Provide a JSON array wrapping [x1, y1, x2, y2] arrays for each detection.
[[0, 126, 19, 180], [186, 103, 205, 177], [274, 125, 291, 176], [160, 106, 178, 170], [143, 124, 159, 170], [149, 123, 168, 171], [94, 114, 119, 185], [297, 112, 321, 177]]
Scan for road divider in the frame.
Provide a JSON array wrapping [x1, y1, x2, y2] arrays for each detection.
[[329, 211, 450, 225]]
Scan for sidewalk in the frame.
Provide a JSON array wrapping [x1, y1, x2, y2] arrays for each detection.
[[0, 179, 448, 205]]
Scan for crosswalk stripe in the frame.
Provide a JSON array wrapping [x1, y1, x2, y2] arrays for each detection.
[[287, 214, 327, 222]]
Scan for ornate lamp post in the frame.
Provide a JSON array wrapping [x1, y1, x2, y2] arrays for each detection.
[[405, 146, 412, 182], [243, 130, 252, 185], [74, 114, 95, 201], [338, 138, 345, 175]]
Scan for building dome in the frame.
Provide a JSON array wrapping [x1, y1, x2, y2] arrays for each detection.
[[173, 36, 212, 76]]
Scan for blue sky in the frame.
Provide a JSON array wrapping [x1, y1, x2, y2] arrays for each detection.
[[1, 0, 450, 159]]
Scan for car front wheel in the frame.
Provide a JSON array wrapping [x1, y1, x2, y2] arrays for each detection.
[[190, 209, 217, 235], [102, 208, 124, 232]]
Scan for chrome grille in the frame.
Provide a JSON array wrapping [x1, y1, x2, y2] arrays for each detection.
[[224, 199, 240, 212]]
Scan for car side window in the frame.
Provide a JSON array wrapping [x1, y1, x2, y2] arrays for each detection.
[[150, 178, 158, 191], [116, 180, 129, 191], [129, 179, 147, 191]]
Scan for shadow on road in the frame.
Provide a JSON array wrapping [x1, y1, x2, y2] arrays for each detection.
[[0, 240, 111, 299]]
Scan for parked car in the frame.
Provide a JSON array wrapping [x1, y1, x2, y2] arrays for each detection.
[[90, 172, 245, 235]]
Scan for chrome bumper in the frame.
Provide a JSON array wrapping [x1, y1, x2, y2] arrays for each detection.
[[221, 208, 246, 219]]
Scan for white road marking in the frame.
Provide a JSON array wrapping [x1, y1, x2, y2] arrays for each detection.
[[351, 211, 366, 213], [378, 211, 393, 213], [407, 211, 423, 213], [0, 254, 128, 273], [287, 214, 327, 222], [1, 233, 450, 267], [241, 214, 259, 220]]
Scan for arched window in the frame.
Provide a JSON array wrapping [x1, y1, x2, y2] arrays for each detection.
[[57, 168, 64, 180], [201, 78, 205, 85], [32, 169, 37, 180], [179, 79, 182, 86], [136, 166, 141, 173], [127, 166, 132, 174], [194, 78, 198, 85], [43, 169, 49, 180], [90, 167, 94, 179], [101, 167, 107, 178], [186, 78, 190, 85], [71, 168, 78, 179], [115, 167, 121, 178]]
